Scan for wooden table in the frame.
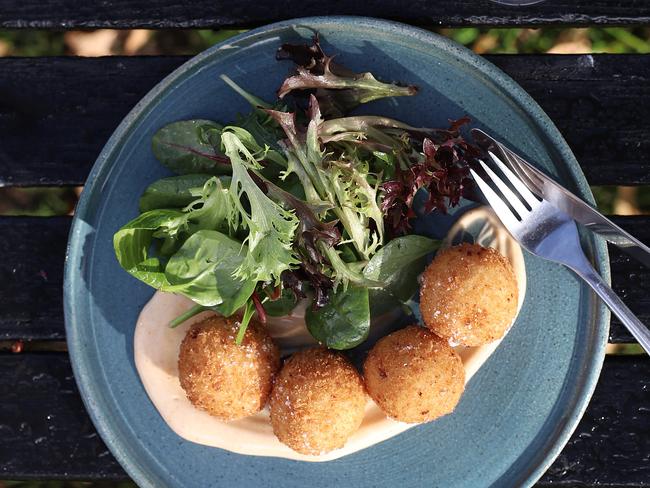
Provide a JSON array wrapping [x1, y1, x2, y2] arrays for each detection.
[[1, 2, 649, 486]]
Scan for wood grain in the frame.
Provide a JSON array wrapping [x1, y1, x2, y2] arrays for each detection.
[[1, 54, 649, 187], [608, 216, 650, 343], [0, 353, 126, 480], [1, 353, 647, 484], [1, 0, 650, 29], [0, 217, 69, 341], [0, 215, 647, 343], [489, 54, 650, 186], [0, 56, 186, 187], [539, 355, 650, 486]]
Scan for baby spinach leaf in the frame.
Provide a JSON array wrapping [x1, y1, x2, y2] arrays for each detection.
[[368, 288, 405, 317], [263, 288, 298, 317], [363, 235, 440, 302], [152, 120, 231, 175], [305, 285, 370, 350], [114, 212, 254, 309], [165, 230, 255, 309], [139, 174, 215, 212], [113, 209, 188, 289]]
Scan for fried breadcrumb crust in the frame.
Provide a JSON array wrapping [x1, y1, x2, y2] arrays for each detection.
[[363, 325, 465, 423], [178, 315, 280, 421], [420, 243, 518, 346], [269, 347, 366, 455]]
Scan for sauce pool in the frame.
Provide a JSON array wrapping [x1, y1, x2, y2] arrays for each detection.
[[134, 207, 526, 461]]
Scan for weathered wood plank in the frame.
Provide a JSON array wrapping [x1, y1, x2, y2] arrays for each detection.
[[489, 54, 650, 187], [0, 215, 647, 343], [1, 0, 650, 29], [608, 216, 650, 344], [0, 56, 186, 187], [0, 353, 127, 480], [1, 353, 647, 483], [539, 355, 650, 486], [0, 217, 69, 341], [1, 54, 649, 187]]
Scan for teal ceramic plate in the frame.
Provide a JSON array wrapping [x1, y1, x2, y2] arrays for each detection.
[[64, 16, 609, 488]]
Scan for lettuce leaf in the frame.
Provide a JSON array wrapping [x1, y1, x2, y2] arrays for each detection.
[[277, 35, 417, 118], [221, 129, 300, 284]]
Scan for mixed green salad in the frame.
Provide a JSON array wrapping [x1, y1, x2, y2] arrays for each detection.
[[113, 36, 479, 349]]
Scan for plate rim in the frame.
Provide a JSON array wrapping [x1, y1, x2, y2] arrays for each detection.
[[64, 15, 610, 488]]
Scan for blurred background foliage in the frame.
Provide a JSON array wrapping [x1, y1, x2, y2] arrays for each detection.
[[1, 26, 650, 56], [2, 26, 650, 217]]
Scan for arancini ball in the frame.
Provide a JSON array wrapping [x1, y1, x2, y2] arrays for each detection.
[[178, 315, 280, 421], [363, 325, 465, 423], [419, 243, 518, 346], [269, 347, 366, 455]]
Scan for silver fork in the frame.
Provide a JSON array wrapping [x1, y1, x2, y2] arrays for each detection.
[[471, 155, 650, 355]]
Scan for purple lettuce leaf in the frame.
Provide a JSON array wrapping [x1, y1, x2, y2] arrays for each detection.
[[276, 35, 417, 118]]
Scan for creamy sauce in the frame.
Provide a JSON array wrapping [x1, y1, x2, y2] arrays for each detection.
[[134, 207, 526, 462]]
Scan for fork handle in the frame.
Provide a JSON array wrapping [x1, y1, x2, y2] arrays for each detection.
[[572, 265, 650, 355]]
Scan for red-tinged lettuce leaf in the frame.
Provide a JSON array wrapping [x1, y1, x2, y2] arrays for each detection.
[[380, 117, 479, 236], [264, 109, 304, 151], [276, 35, 417, 118]]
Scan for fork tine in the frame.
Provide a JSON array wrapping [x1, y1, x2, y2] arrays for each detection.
[[488, 151, 541, 208], [478, 160, 529, 218], [499, 146, 546, 195], [470, 169, 520, 230]]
